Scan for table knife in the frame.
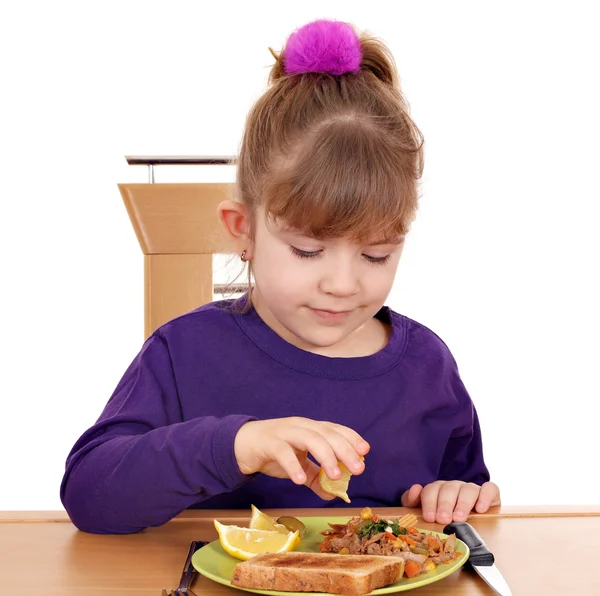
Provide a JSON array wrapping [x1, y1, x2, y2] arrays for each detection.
[[177, 540, 208, 593], [444, 521, 512, 596]]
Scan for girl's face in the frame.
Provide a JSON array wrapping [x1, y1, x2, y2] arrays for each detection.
[[250, 208, 404, 356]]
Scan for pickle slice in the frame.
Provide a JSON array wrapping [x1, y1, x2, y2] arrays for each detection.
[[276, 516, 306, 538]]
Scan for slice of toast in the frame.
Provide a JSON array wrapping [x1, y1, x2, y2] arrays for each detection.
[[231, 551, 405, 595]]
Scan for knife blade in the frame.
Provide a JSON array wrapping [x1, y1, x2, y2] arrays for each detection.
[[444, 521, 512, 596]]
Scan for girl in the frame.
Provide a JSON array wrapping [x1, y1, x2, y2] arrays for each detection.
[[61, 19, 500, 534]]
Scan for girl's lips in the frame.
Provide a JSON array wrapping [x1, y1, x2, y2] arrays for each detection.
[[309, 308, 353, 321]]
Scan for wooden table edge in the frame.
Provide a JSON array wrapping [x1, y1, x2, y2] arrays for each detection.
[[2, 504, 599, 523]]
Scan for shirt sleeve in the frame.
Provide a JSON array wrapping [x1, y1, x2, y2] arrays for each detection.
[[60, 333, 256, 534], [437, 367, 491, 485]]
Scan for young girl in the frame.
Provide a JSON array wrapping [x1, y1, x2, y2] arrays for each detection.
[[61, 19, 500, 534]]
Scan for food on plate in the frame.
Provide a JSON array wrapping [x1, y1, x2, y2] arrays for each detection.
[[250, 504, 290, 534], [319, 508, 459, 578], [213, 505, 461, 586], [214, 519, 301, 561], [231, 551, 404, 595], [248, 505, 306, 538], [318, 456, 365, 503], [277, 515, 307, 538]]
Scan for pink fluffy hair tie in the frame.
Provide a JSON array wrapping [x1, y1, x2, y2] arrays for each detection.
[[283, 19, 362, 76]]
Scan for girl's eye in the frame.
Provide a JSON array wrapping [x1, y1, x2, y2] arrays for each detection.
[[363, 254, 391, 265], [290, 246, 322, 259]]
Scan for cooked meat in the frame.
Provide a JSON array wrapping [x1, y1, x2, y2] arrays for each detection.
[[319, 508, 460, 581], [396, 552, 427, 565], [444, 533, 456, 553], [364, 533, 386, 547]]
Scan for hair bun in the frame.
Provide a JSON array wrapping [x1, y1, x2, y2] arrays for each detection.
[[283, 19, 362, 76]]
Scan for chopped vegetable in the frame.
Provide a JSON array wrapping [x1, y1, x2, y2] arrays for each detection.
[[399, 535, 416, 546], [404, 562, 421, 578], [427, 535, 442, 551], [319, 507, 459, 581]]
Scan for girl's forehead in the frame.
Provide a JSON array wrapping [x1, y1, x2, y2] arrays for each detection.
[[264, 214, 403, 245]]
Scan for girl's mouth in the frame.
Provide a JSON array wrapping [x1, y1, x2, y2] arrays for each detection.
[[309, 308, 353, 322]]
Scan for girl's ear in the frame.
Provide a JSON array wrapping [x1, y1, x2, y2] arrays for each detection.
[[217, 200, 252, 255]]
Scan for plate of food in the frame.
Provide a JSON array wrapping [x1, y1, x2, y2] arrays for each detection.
[[192, 507, 469, 594]]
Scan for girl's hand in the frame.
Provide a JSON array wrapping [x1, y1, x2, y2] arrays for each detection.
[[401, 480, 501, 524], [234, 417, 370, 500]]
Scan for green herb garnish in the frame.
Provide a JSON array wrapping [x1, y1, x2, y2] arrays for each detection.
[[357, 518, 408, 539]]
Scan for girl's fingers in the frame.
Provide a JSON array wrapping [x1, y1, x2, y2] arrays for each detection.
[[242, 417, 370, 486], [269, 441, 309, 484], [453, 483, 482, 521], [434, 482, 464, 524], [315, 427, 367, 477], [401, 484, 423, 507], [285, 419, 367, 480], [475, 482, 501, 512], [303, 459, 337, 501], [323, 421, 371, 456], [419, 482, 444, 522], [295, 419, 368, 476], [280, 426, 340, 479]]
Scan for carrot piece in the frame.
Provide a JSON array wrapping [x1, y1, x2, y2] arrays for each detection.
[[404, 562, 421, 578], [400, 535, 417, 546], [408, 527, 420, 535], [319, 536, 333, 552]]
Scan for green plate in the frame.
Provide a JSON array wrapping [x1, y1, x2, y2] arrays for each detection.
[[192, 516, 469, 594]]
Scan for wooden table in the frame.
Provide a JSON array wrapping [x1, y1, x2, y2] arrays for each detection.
[[1, 506, 599, 595]]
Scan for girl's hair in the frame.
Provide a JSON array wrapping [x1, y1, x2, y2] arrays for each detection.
[[236, 20, 424, 245]]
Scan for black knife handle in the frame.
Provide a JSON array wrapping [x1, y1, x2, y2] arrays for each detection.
[[443, 522, 495, 566]]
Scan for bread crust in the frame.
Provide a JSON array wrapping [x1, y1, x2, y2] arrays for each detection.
[[231, 552, 405, 595]]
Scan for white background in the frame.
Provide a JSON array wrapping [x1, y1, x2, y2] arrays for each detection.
[[1, 1, 598, 510]]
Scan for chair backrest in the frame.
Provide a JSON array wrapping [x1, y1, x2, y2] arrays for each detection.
[[119, 182, 234, 338]]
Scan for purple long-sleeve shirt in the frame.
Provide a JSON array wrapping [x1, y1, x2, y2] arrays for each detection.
[[60, 298, 490, 534]]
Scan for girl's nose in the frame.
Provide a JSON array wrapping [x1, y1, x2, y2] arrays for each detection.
[[319, 263, 360, 297]]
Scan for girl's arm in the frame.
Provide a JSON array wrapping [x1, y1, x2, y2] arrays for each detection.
[[60, 333, 255, 534], [401, 363, 499, 523], [437, 370, 491, 485]]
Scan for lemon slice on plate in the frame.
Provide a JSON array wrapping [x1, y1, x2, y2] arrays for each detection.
[[214, 520, 301, 561], [318, 456, 364, 503], [249, 504, 289, 534]]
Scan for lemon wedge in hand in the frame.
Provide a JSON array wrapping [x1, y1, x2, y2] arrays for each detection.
[[318, 457, 364, 503], [214, 520, 301, 561], [249, 504, 289, 534]]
